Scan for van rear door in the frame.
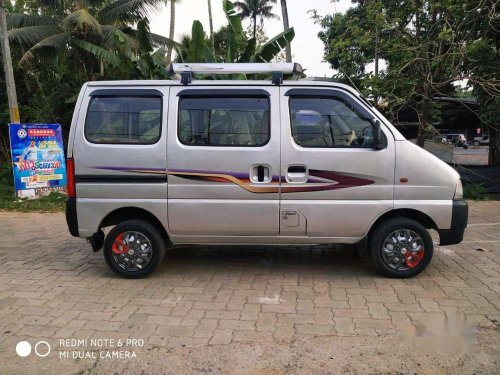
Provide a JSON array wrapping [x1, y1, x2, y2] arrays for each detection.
[[167, 86, 280, 238]]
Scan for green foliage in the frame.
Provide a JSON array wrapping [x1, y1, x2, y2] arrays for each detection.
[[463, 183, 488, 201], [254, 28, 294, 63], [233, 0, 279, 39], [188, 21, 207, 62], [6, 0, 172, 78], [177, 0, 294, 66], [0, 162, 13, 188], [314, 0, 499, 151]]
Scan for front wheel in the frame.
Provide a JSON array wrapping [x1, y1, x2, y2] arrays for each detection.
[[103, 219, 166, 278], [370, 218, 433, 278]]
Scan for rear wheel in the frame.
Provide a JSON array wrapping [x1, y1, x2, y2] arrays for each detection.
[[104, 219, 166, 278], [370, 218, 433, 278]]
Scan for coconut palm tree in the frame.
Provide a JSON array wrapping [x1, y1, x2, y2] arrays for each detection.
[[233, 0, 279, 40], [7, 0, 172, 80], [280, 0, 291, 62], [165, 0, 180, 66], [207, 0, 215, 51]]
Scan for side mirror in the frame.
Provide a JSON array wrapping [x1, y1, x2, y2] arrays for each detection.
[[370, 118, 383, 150]]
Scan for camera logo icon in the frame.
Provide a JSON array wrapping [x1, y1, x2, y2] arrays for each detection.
[[16, 341, 51, 357]]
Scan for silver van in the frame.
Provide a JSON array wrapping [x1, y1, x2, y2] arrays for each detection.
[[65, 63, 468, 278]]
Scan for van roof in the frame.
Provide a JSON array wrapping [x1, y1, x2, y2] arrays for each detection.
[[86, 79, 362, 96]]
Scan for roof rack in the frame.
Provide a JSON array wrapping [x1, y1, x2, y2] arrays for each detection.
[[301, 77, 339, 82], [169, 63, 304, 86]]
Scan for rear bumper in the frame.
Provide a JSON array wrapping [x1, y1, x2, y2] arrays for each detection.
[[438, 200, 468, 246], [66, 198, 79, 237]]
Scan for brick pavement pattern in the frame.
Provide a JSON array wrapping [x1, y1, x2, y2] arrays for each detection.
[[0, 201, 499, 374]]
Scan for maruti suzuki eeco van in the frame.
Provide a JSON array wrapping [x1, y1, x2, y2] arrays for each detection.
[[65, 63, 468, 278]]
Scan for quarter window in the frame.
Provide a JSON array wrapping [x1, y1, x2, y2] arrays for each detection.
[[178, 97, 270, 146], [290, 97, 375, 148], [85, 96, 162, 144]]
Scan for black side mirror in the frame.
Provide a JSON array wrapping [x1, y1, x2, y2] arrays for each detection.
[[370, 118, 383, 149]]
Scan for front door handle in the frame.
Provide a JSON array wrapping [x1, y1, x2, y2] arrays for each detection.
[[286, 165, 308, 183]]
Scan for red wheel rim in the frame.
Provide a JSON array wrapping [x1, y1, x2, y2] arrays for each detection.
[[404, 248, 425, 268], [112, 233, 129, 254]]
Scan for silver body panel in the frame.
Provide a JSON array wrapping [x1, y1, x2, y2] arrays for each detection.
[[67, 80, 460, 244]]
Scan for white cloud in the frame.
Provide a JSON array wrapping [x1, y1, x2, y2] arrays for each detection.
[[149, 0, 354, 77]]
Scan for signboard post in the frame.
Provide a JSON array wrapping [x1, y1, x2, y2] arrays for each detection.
[[8, 124, 67, 199]]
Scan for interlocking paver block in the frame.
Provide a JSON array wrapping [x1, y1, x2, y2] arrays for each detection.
[[0, 201, 499, 373]]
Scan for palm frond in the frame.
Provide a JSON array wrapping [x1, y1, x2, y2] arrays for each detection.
[[71, 38, 122, 67], [233, 2, 251, 19], [7, 13, 57, 29], [19, 32, 70, 66], [101, 25, 138, 53], [37, 0, 67, 11], [137, 18, 153, 54], [63, 9, 102, 35], [97, 0, 164, 24], [151, 33, 179, 49], [9, 26, 59, 46]]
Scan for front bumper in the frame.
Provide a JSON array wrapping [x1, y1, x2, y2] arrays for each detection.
[[438, 200, 468, 246]]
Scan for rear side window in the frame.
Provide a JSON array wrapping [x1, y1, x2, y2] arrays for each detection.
[[178, 97, 270, 146], [85, 96, 161, 144]]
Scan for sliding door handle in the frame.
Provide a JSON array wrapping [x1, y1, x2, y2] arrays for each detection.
[[251, 164, 271, 183]]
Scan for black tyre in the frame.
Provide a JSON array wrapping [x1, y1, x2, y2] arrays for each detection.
[[370, 218, 433, 278], [103, 219, 166, 278]]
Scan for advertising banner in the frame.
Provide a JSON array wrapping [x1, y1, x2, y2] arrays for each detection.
[[8, 124, 67, 199]]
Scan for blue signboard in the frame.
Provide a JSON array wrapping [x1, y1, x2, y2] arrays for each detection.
[[9, 124, 67, 198]]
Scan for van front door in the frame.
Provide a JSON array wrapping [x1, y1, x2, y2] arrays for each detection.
[[279, 87, 395, 240], [167, 86, 280, 239]]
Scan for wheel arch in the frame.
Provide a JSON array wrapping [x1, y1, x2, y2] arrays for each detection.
[[367, 208, 438, 240], [99, 207, 169, 243]]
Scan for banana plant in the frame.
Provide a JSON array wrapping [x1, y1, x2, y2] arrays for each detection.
[[177, 0, 295, 66]]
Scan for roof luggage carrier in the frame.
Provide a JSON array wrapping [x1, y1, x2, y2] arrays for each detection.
[[169, 63, 304, 85]]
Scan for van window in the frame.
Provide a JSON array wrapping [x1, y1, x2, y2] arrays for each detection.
[[289, 97, 374, 148], [178, 97, 270, 146], [85, 96, 161, 144]]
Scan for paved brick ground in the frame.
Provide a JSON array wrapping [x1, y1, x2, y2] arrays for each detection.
[[0, 201, 499, 374]]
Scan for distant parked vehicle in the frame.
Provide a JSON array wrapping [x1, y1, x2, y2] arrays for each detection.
[[442, 133, 468, 149], [473, 135, 489, 146]]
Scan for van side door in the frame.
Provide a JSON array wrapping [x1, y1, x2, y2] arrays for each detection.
[[167, 86, 280, 239], [279, 87, 395, 239]]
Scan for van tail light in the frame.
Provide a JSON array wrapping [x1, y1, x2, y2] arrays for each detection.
[[67, 158, 76, 198]]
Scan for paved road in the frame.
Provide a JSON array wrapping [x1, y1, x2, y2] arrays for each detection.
[[0, 201, 499, 374], [454, 146, 489, 165]]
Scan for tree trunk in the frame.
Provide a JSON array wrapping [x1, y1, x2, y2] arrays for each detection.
[[166, 0, 176, 66], [207, 0, 215, 51], [253, 14, 257, 40], [489, 125, 500, 165], [417, 98, 432, 148], [280, 0, 291, 62]]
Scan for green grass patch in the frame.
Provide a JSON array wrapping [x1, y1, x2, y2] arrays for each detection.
[[463, 182, 489, 201], [0, 184, 67, 212]]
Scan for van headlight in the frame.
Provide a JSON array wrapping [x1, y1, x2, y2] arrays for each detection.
[[454, 180, 463, 200]]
